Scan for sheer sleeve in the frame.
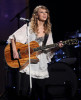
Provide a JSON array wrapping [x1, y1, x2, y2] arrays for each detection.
[[7, 24, 28, 44], [46, 32, 54, 63]]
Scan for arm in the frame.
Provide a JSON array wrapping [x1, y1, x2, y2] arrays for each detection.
[[46, 33, 64, 62], [11, 39, 19, 59], [51, 41, 64, 53], [7, 24, 27, 59]]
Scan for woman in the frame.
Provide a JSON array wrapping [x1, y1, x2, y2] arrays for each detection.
[[7, 5, 63, 100]]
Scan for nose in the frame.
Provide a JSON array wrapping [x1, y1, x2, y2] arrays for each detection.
[[43, 12, 47, 16]]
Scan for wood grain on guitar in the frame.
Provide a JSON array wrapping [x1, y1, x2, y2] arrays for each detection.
[[4, 41, 39, 70]]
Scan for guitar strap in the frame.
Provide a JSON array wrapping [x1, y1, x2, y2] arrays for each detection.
[[42, 34, 49, 46]]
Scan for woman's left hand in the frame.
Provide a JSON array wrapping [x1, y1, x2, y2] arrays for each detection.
[[58, 41, 64, 48]]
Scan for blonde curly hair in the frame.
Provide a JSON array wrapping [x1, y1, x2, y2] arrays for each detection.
[[30, 5, 52, 34]]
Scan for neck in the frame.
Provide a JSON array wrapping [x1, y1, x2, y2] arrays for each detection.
[[38, 20, 44, 27]]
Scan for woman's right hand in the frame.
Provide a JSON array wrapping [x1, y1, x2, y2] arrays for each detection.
[[11, 39, 19, 59], [13, 49, 19, 59]]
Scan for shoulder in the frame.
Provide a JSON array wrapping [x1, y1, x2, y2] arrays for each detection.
[[20, 24, 27, 29]]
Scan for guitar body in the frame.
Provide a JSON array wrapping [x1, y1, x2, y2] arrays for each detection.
[[4, 41, 39, 69]]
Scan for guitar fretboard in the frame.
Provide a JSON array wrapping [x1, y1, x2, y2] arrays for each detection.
[[34, 43, 59, 51], [34, 38, 78, 52]]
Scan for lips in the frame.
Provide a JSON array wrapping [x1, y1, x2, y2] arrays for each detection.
[[43, 16, 47, 19]]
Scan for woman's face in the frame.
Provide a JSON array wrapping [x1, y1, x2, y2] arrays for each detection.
[[37, 8, 48, 22]]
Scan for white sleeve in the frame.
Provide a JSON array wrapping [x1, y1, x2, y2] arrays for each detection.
[[46, 32, 54, 63], [7, 24, 28, 44], [46, 32, 53, 45]]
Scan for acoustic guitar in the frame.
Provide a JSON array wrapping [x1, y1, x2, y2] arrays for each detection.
[[4, 38, 78, 70]]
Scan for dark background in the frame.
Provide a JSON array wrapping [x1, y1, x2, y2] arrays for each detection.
[[0, 0, 81, 97]]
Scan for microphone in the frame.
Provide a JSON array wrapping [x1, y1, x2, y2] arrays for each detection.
[[20, 17, 30, 22]]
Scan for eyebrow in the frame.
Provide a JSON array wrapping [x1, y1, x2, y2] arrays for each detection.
[[38, 10, 48, 13]]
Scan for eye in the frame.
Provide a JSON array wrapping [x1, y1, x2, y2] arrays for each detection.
[[40, 11, 48, 14], [45, 12, 48, 13], [40, 12, 44, 13]]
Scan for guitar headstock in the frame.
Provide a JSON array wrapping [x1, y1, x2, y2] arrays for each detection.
[[64, 38, 79, 45]]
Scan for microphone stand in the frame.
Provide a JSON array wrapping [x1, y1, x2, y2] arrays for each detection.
[[26, 20, 32, 93]]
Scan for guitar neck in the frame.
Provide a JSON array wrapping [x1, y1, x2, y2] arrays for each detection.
[[34, 43, 59, 51], [34, 38, 78, 51]]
